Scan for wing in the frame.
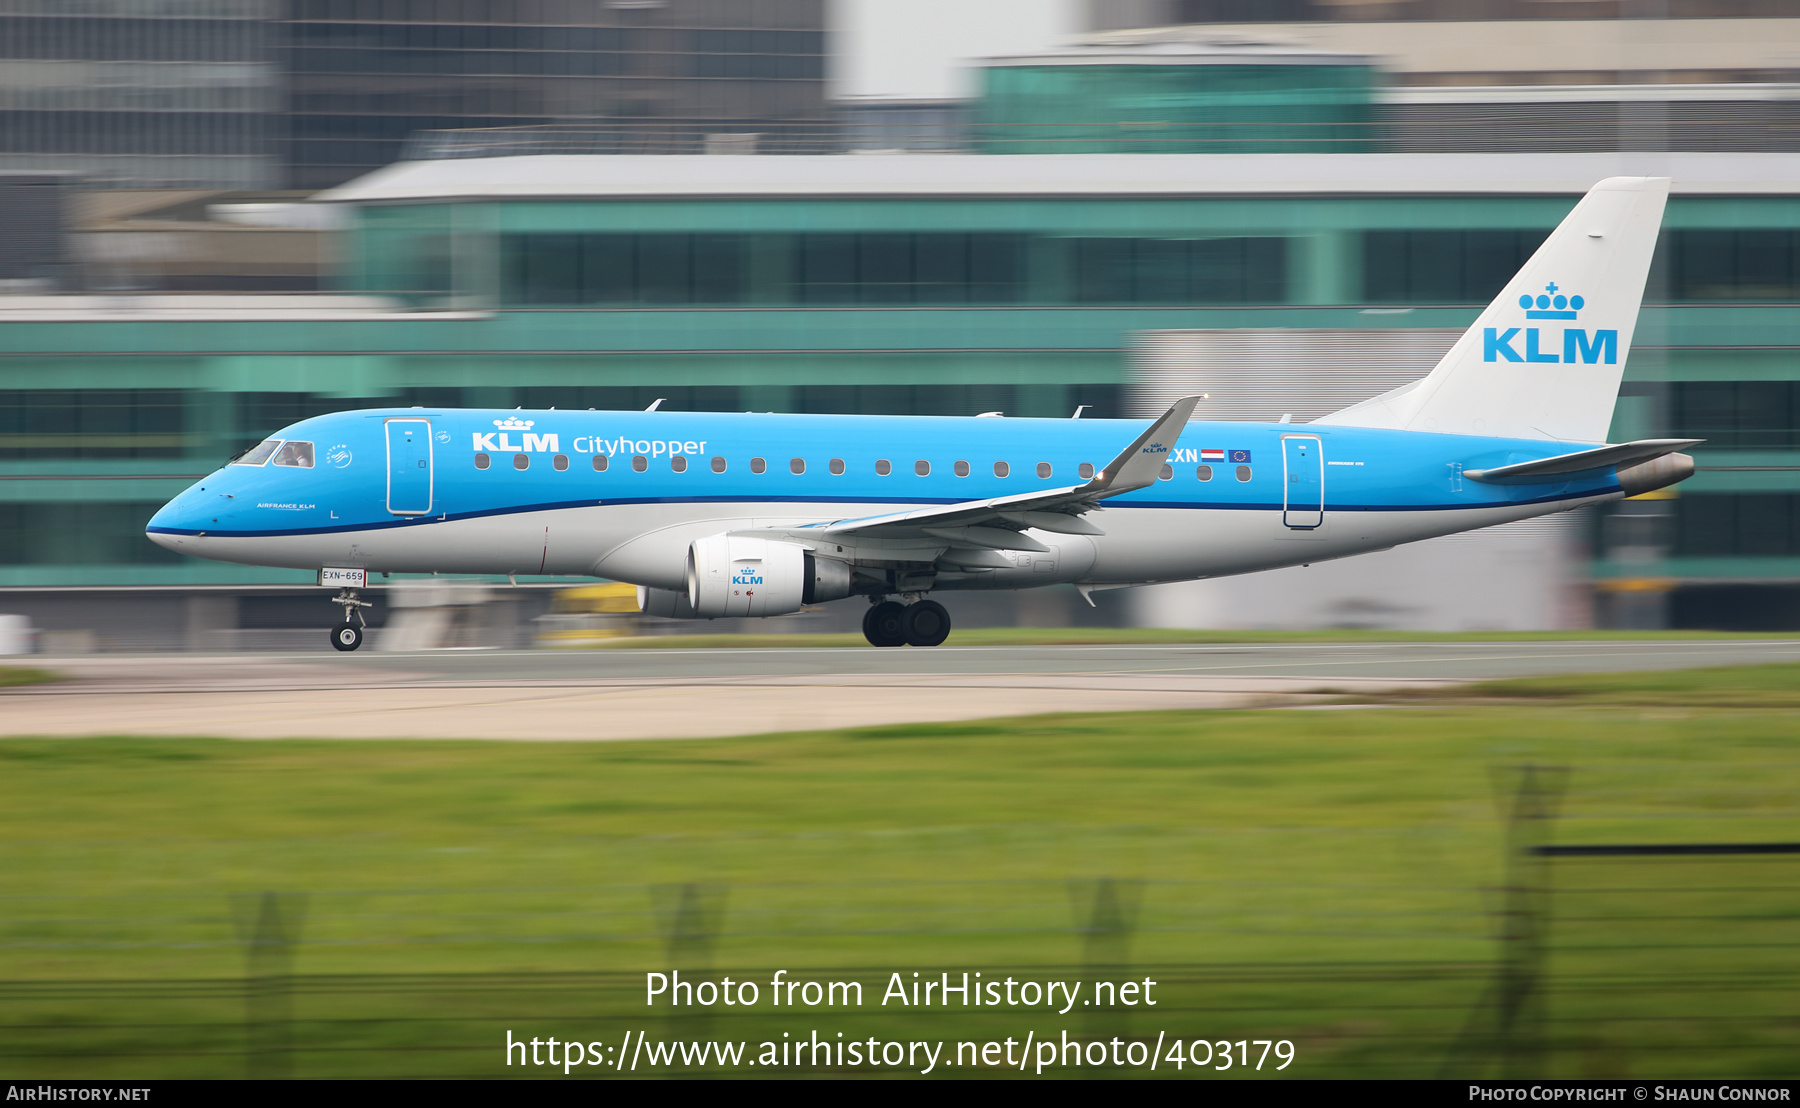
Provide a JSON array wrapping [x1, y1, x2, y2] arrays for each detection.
[[750, 396, 1203, 564]]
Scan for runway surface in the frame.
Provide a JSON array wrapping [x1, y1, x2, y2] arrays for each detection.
[[6, 639, 1798, 741]]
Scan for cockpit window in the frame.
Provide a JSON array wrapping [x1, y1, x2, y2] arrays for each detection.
[[233, 439, 282, 466], [271, 440, 314, 468]]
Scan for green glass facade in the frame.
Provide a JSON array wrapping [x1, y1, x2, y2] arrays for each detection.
[[975, 61, 1379, 154], [4, 173, 1799, 623]]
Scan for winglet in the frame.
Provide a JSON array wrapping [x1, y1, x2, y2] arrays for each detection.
[[1086, 396, 1202, 496]]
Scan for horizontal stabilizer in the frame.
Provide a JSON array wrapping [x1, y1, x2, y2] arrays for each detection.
[[1464, 438, 1702, 485]]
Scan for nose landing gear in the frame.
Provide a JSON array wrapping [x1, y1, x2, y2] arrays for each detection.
[[328, 587, 372, 652], [861, 596, 951, 648]]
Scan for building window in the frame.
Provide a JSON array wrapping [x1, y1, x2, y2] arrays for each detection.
[[475, 452, 491, 470], [751, 457, 766, 474], [711, 456, 726, 473], [1675, 493, 1800, 557], [1196, 464, 1213, 482], [632, 455, 648, 472], [1363, 230, 1548, 304], [514, 453, 529, 470], [1236, 465, 1252, 482], [1072, 237, 1286, 304], [994, 461, 1009, 477], [592, 454, 608, 471], [1664, 230, 1800, 301], [672, 455, 687, 473], [553, 454, 569, 471], [1672, 381, 1800, 449], [875, 459, 892, 475], [914, 460, 930, 476]]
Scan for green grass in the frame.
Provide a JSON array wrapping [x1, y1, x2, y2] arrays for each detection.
[[590, 627, 1800, 649], [2, 667, 1797, 1078], [0, 666, 58, 687], [1373, 662, 1800, 708]]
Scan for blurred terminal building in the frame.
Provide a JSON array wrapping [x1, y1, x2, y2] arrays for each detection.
[[3, 0, 1800, 649]]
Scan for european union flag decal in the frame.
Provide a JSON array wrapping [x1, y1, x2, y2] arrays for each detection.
[[1229, 449, 1252, 464]]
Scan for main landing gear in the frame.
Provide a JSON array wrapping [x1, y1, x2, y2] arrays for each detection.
[[328, 587, 372, 652], [862, 596, 951, 648]]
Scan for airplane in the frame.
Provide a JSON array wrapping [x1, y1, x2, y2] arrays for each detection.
[[147, 176, 1696, 652]]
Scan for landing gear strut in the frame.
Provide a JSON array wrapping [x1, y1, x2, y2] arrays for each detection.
[[861, 596, 951, 648], [329, 587, 371, 652]]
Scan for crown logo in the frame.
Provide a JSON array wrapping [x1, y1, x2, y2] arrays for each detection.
[[1520, 282, 1584, 320], [494, 417, 535, 431]]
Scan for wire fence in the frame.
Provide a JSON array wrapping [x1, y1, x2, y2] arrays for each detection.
[[2, 767, 1796, 1078]]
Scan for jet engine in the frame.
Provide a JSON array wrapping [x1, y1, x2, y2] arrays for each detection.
[[684, 534, 853, 618]]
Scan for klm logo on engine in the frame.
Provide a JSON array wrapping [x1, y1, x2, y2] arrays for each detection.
[[1483, 283, 1617, 366], [732, 566, 764, 586], [472, 417, 558, 453]]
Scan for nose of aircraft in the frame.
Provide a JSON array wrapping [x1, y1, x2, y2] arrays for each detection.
[[145, 483, 213, 552]]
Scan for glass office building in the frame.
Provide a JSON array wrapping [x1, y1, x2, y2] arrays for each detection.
[[280, 0, 828, 189]]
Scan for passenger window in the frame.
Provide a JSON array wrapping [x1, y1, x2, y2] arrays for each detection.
[[829, 458, 845, 475], [915, 460, 930, 476], [475, 452, 491, 470], [1036, 462, 1052, 479], [1159, 464, 1172, 480], [514, 453, 529, 470], [632, 455, 648, 472], [790, 458, 805, 474], [1078, 462, 1094, 480], [994, 461, 1009, 478], [271, 441, 314, 468], [233, 439, 281, 466], [876, 459, 892, 476], [672, 455, 687, 473], [593, 454, 608, 471], [1236, 464, 1252, 482], [751, 457, 766, 474], [953, 460, 969, 477], [710, 456, 726, 473], [553, 454, 569, 471], [1196, 464, 1213, 482]]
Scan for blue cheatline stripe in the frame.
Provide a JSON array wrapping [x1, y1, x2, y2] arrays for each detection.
[[144, 485, 1615, 542]]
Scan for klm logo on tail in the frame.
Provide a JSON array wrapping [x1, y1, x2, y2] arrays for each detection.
[[1483, 283, 1617, 366]]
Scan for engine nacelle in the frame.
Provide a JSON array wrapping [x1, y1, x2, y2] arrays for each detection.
[[636, 585, 702, 619], [686, 534, 810, 618]]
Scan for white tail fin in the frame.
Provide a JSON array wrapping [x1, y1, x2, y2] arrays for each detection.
[[1316, 176, 1669, 443]]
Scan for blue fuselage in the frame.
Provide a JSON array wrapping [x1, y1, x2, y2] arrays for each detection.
[[146, 407, 1624, 589]]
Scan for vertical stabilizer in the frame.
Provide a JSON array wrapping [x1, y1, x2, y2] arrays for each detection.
[[1316, 176, 1669, 443]]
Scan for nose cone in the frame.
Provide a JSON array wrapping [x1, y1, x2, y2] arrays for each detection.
[[145, 483, 212, 552]]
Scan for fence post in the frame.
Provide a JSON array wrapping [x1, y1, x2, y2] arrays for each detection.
[[650, 883, 727, 1047], [233, 891, 306, 1080], [1069, 878, 1144, 1044], [1441, 765, 1568, 1077]]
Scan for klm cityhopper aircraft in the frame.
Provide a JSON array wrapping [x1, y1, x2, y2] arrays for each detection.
[[148, 177, 1696, 652]]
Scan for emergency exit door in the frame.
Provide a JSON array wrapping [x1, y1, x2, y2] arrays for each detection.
[[386, 418, 433, 515], [1282, 434, 1323, 529]]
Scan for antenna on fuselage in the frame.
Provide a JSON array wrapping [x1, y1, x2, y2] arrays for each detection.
[[645, 398, 665, 411]]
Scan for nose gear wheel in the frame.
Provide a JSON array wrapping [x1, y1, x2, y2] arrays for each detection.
[[327, 586, 372, 652]]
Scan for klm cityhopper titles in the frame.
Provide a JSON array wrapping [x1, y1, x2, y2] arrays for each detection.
[[148, 177, 1696, 651]]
